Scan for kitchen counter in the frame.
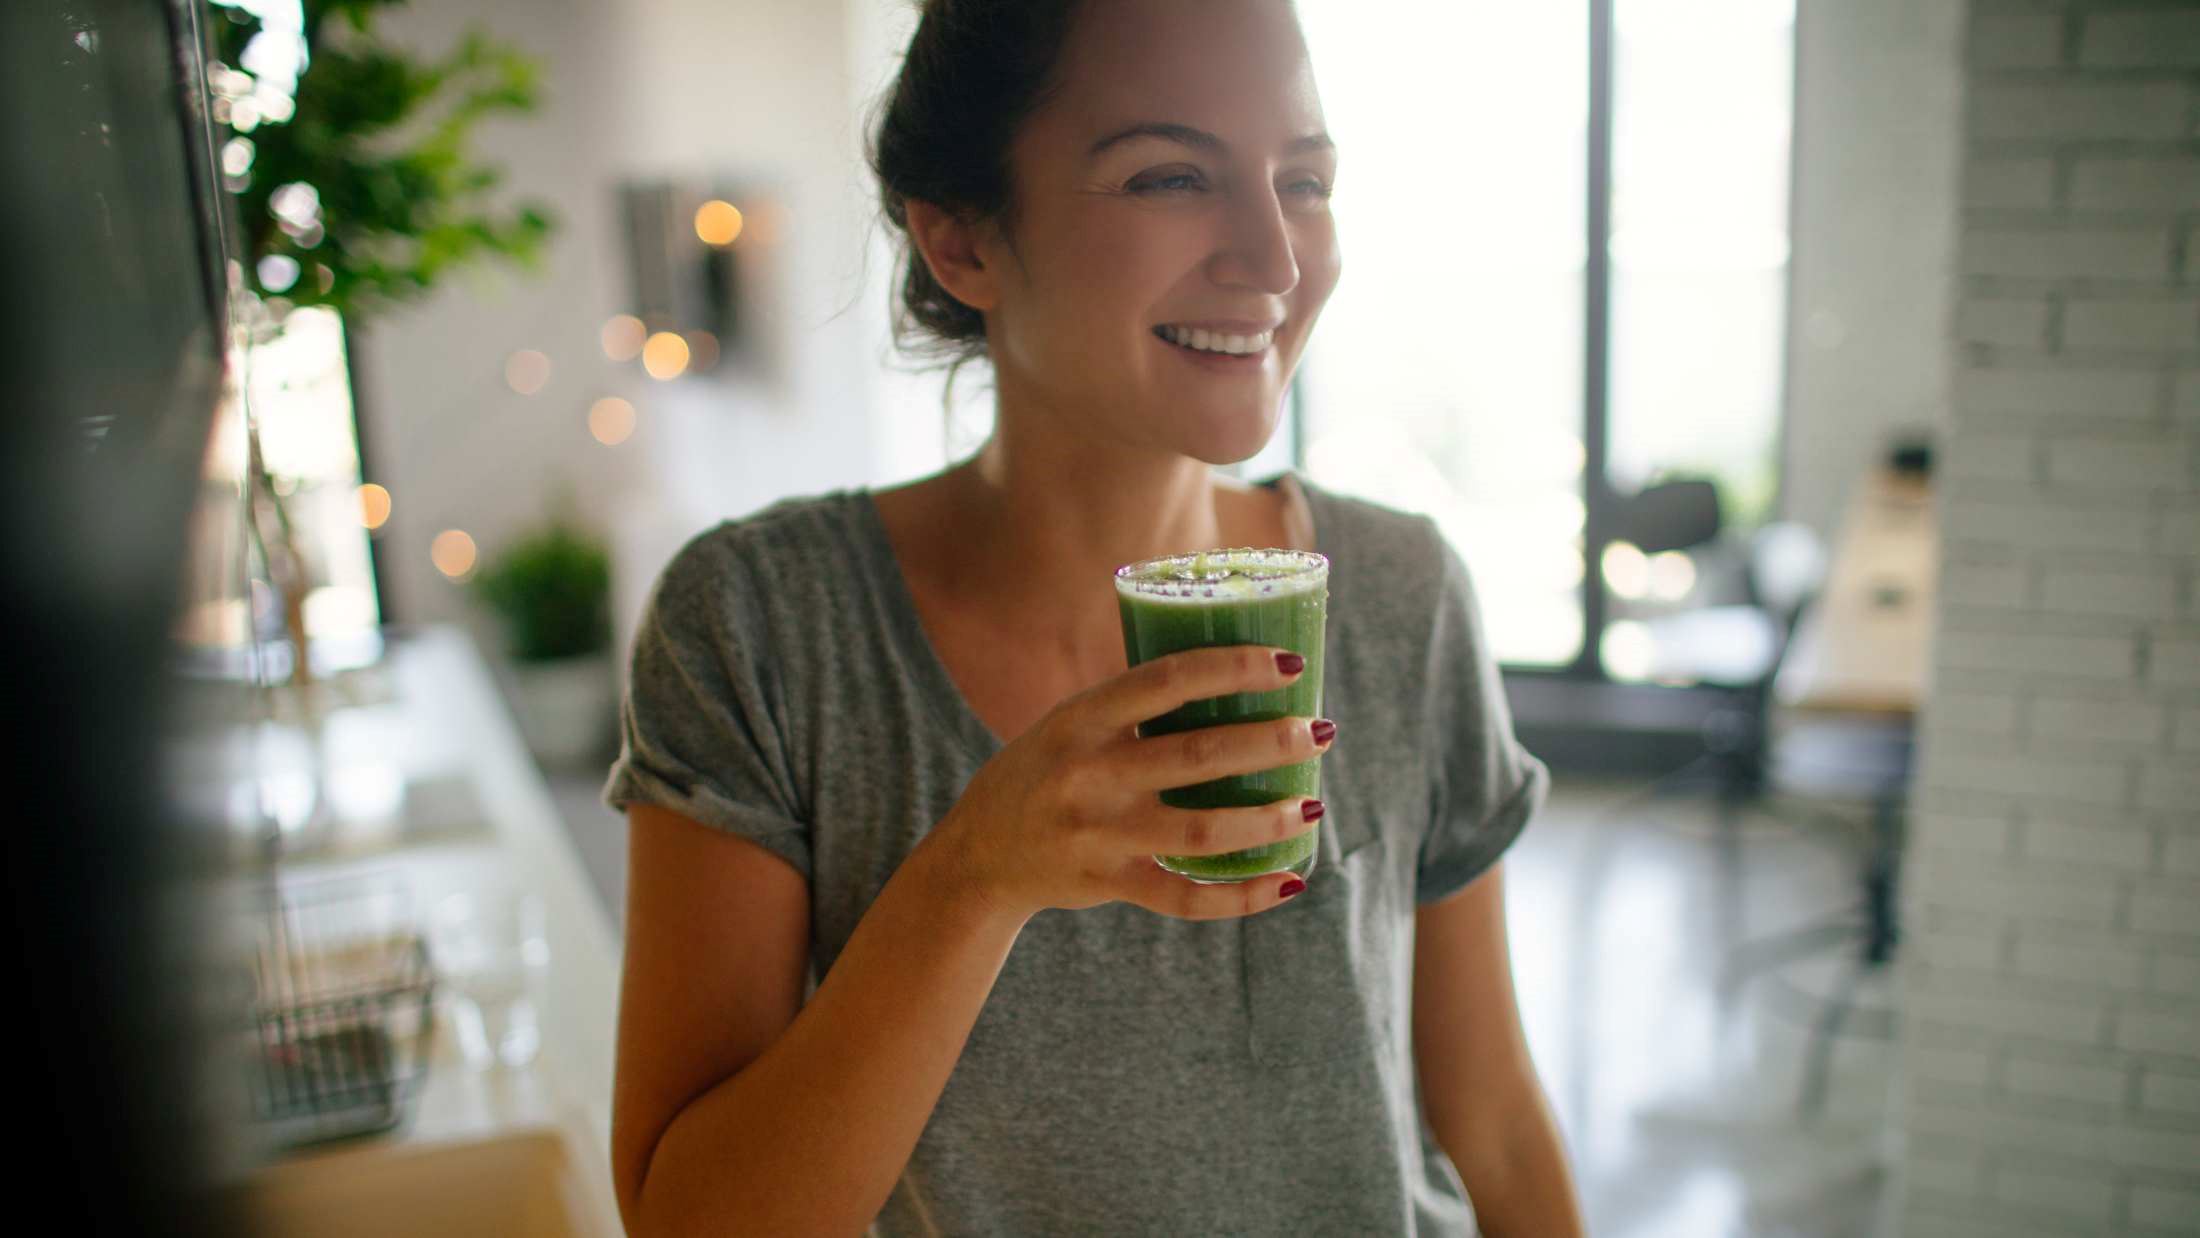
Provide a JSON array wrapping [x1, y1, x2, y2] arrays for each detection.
[[239, 623, 623, 1229]]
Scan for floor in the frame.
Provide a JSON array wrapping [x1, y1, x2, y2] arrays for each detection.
[[548, 768, 1905, 1238]]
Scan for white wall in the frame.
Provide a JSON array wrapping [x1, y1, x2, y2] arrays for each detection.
[[1898, 4, 2200, 1232], [353, 0, 919, 689], [1781, 0, 1966, 542], [355, 0, 644, 657]]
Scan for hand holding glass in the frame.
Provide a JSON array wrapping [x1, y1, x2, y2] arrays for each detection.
[[1114, 548, 1329, 883]]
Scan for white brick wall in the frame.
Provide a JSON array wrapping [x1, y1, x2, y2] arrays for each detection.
[[1900, 2, 2200, 1233]]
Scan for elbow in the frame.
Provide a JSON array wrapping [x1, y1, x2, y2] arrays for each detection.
[[614, 1119, 683, 1238], [612, 1145, 654, 1238], [616, 1143, 859, 1238]]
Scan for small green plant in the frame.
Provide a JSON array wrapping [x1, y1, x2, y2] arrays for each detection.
[[471, 517, 612, 663], [211, 0, 554, 322]]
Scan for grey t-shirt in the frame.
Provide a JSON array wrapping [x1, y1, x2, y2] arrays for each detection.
[[603, 470, 1549, 1236]]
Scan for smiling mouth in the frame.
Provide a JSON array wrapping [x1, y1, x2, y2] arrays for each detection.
[[1152, 324, 1275, 357]]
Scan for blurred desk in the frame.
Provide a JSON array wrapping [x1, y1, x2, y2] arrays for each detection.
[[1776, 468, 1937, 720], [1765, 467, 1933, 978]]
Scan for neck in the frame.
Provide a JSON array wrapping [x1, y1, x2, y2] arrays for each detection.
[[940, 397, 1264, 647]]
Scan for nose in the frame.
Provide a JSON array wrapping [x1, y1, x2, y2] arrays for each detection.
[[1208, 179, 1300, 296]]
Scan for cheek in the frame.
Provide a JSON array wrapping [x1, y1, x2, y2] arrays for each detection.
[[1025, 213, 1183, 341], [1296, 221, 1344, 312]]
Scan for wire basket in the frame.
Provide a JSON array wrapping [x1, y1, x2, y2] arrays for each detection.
[[247, 872, 437, 1147]]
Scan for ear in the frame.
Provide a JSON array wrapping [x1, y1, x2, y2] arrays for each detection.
[[903, 199, 1002, 314]]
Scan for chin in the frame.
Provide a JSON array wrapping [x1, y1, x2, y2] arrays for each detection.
[[1173, 405, 1284, 467]]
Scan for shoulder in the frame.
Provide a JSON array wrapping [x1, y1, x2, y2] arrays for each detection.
[[644, 489, 870, 634], [1294, 475, 1456, 616], [654, 489, 865, 588]]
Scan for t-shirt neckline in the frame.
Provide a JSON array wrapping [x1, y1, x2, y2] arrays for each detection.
[[848, 471, 1328, 763]]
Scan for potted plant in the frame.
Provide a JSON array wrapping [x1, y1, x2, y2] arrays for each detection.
[[213, 0, 554, 687], [470, 496, 615, 768]]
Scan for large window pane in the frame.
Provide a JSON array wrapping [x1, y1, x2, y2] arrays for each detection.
[[1607, 0, 1791, 524], [1601, 0, 1794, 683], [1299, 1, 1589, 668]]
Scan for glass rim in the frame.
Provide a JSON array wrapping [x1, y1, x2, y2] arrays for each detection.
[[1113, 546, 1329, 602]]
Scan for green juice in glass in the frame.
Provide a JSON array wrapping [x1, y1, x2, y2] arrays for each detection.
[[1113, 547, 1329, 883]]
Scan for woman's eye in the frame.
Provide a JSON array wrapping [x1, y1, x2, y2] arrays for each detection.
[[1131, 170, 1204, 194], [1286, 177, 1334, 200]]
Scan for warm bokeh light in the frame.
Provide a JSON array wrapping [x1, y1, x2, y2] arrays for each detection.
[[431, 529, 477, 579], [694, 199, 744, 246], [589, 397, 637, 446], [357, 483, 392, 530], [600, 314, 646, 361], [504, 349, 551, 395], [641, 331, 691, 380], [1601, 619, 1656, 682], [1647, 550, 1699, 602], [1602, 541, 1651, 601], [684, 330, 720, 373]]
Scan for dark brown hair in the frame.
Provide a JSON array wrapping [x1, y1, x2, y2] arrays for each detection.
[[865, 0, 1087, 377]]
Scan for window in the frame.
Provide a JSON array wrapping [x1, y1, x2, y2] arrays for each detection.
[[1300, 0, 1795, 676], [243, 306, 383, 657]]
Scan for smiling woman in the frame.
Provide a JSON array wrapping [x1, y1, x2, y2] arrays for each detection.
[[604, 2, 1577, 1235]]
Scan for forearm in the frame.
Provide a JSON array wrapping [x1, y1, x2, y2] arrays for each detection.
[[631, 832, 1027, 1236], [1433, 1076, 1586, 1238]]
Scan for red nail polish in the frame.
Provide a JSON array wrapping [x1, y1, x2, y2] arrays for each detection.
[[1301, 799, 1325, 822], [1279, 878, 1307, 899], [1275, 651, 1306, 674], [1310, 718, 1336, 745]]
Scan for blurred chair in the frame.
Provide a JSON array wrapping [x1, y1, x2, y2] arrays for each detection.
[[1610, 477, 1829, 805], [1598, 477, 1917, 1123]]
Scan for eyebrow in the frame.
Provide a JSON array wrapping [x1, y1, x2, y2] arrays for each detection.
[[1086, 121, 1335, 159]]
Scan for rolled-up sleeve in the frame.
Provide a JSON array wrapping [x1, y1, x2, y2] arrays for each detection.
[[602, 529, 812, 879], [1414, 523, 1549, 905]]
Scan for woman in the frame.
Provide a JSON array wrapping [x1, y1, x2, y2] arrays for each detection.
[[603, 1, 1584, 1233]]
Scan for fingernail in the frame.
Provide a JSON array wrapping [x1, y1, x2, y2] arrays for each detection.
[[1310, 718, 1337, 745], [1279, 878, 1307, 899], [1301, 798, 1325, 822], [1275, 651, 1306, 675]]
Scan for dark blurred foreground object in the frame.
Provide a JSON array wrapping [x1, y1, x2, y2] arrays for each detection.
[[0, 0, 253, 1233]]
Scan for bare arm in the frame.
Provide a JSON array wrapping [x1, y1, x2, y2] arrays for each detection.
[[1411, 862, 1586, 1238], [613, 804, 1022, 1237]]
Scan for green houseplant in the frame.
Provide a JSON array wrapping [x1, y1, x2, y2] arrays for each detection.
[[214, 0, 554, 687], [470, 517, 612, 664], [470, 496, 616, 766]]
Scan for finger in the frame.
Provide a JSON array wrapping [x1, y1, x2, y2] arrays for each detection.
[[1113, 714, 1335, 793], [1128, 797, 1323, 858], [1092, 645, 1308, 732], [1112, 858, 1308, 922]]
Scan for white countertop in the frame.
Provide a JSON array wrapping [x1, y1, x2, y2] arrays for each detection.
[[243, 624, 622, 1212]]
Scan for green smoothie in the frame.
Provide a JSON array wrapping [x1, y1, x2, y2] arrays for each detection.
[[1113, 547, 1329, 883]]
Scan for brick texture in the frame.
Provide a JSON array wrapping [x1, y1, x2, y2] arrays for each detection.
[[1904, 3, 2200, 1232]]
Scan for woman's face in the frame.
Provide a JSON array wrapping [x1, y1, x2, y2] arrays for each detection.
[[980, 0, 1341, 464]]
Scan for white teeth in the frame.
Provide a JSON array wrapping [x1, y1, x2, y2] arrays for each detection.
[[1159, 325, 1274, 355]]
